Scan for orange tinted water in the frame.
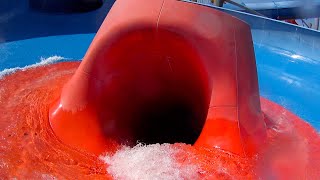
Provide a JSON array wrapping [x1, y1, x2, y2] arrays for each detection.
[[0, 62, 319, 179], [0, 62, 109, 179]]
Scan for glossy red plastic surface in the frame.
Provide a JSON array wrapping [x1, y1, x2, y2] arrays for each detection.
[[49, 0, 266, 156]]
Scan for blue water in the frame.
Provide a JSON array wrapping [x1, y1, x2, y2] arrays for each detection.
[[0, 34, 94, 69]]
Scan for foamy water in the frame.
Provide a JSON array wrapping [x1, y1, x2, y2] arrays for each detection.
[[100, 143, 199, 180], [0, 55, 67, 79]]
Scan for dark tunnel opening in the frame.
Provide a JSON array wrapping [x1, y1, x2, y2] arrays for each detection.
[[133, 96, 207, 145]]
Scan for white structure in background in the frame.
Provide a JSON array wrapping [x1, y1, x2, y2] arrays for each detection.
[[296, 18, 320, 30], [189, 0, 320, 31]]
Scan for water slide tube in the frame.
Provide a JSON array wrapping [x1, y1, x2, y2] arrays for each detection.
[[49, 0, 267, 156]]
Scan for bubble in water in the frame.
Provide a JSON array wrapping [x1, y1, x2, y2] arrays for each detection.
[[100, 143, 199, 180]]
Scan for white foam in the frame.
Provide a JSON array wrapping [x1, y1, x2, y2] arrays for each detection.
[[0, 55, 67, 79], [100, 143, 199, 180]]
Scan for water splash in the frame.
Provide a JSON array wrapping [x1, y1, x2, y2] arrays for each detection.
[[0, 56, 67, 79], [100, 143, 199, 180]]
